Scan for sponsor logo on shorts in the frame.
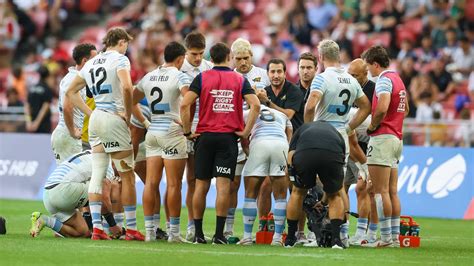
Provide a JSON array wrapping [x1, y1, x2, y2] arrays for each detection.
[[216, 166, 231, 174], [103, 141, 120, 148], [164, 148, 179, 156]]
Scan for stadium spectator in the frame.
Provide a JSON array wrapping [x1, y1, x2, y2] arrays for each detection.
[[411, 74, 440, 105], [306, 0, 339, 31], [448, 35, 474, 81], [288, 0, 312, 46], [6, 88, 22, 107], [428, 58, 456, 100], [396, 39, 416, 62], [415, 35, 439, 64], [442, 28, 460, 60], [24, 65, 53, 133], [0, 0, 21, 68], [352, 0, 373, 33], [221, 0, 242, 31], [372, 0, 402, 34], [415, 91, 444, 122]]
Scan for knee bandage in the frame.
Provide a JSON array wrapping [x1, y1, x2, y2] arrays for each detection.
[[112, 153, 134, 173], [88, 153, 110, 194]]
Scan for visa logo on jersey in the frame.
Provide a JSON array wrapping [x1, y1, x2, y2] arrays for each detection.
[[216, 166, 231, 174], [103, 142, 120, 148]]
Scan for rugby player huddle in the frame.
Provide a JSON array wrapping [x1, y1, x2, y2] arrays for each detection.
[[30, 27, 408, 249]]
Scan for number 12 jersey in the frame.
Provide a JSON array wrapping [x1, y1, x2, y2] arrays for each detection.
[[78, 50, 131, 113]]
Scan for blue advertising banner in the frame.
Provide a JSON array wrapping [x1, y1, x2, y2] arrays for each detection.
[[1, 133, 473, 219]]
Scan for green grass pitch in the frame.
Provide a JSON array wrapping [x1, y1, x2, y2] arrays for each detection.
[[0, 199, 473, 265]]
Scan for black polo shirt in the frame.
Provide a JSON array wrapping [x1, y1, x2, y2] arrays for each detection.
[[264, 80, 303, 129], [363, 79, 375, 105]]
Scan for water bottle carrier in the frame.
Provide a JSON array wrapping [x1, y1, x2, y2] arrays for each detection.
[[399, 215, 421, 248]]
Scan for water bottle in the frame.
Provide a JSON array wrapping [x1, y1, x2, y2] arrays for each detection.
[[258, 216, 268, 231], [400, 220, 410, 236], [267, 213, 275, 233], [409, 221, 420, 236]]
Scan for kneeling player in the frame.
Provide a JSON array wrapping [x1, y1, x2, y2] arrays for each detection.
[[238, 105, 292, 246], [285, 121, 346, 249], [30, 150, 120, 238]]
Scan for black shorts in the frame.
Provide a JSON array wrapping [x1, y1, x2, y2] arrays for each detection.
[[292, 148, 345, 194], [194, 132, 238, 180]]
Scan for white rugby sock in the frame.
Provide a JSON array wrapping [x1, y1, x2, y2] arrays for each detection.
[[225, 208, 236, 233], [153, 213, 160, 230], [170, 217, 180, 236], [368, 223, 378, 242], [145, 216, 154, 237], [43, 215, 63, 233], [355, 218, 368, 237], [124, 205, 137, 230], [90, 201, 103, 230], [391, 216, 400, 241], [242, 198, 257, 239], [340, 221, 349, 239], [114, 212, 124, 228], [273, 199, 287, 241]]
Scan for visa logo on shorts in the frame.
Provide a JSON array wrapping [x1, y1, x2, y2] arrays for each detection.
[[164, 148, 178, 155], [103, 142, 120, 148], [216, 166, 231, 174]]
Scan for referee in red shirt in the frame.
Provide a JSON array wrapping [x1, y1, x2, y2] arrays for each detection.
[[180, 43, 260, 244]]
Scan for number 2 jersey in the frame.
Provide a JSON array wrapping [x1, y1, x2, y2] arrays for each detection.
[[310, 66, 364, 130], [45, 151, 114, 188], [78, 50, 131, 113], [135, 66, 191, 137]]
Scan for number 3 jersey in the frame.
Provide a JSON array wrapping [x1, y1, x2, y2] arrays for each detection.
[[243, 105, 292, 143], [78, 50, 131, 113], [310, 67, 364, 130], [135, 66, 191, 137]]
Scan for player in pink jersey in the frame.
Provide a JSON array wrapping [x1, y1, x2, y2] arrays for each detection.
[[361, 46, 409, 248]]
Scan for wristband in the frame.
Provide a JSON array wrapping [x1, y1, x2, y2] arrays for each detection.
[[143, 120, 151, 129], [184, 132, 192, 137], [265, 99, 271, 106]]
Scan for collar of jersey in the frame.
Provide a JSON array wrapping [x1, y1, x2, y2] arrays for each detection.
[[213, 66, 232, 71], [378, 69, 396, 79]]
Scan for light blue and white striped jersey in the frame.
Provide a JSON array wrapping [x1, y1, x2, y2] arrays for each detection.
[[131, 100, 152, 129], [78, 50, 131, 113], [57, 67, 85, 129], [44, 151, 114, 188], [136, 66, 190, 137], [375, 71, 394, 96], [309, 67, 364, 130], [244, 105, 292, 142], [180, 58, 213, 131]]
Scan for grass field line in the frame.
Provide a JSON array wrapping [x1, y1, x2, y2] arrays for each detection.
[[88, 244, 344, 259]]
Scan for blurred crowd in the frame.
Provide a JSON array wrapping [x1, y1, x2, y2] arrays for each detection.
[[0, 0, 473, 146]]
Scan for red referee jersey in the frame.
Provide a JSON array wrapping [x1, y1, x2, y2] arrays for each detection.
[[189, 66, 254, 133]]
